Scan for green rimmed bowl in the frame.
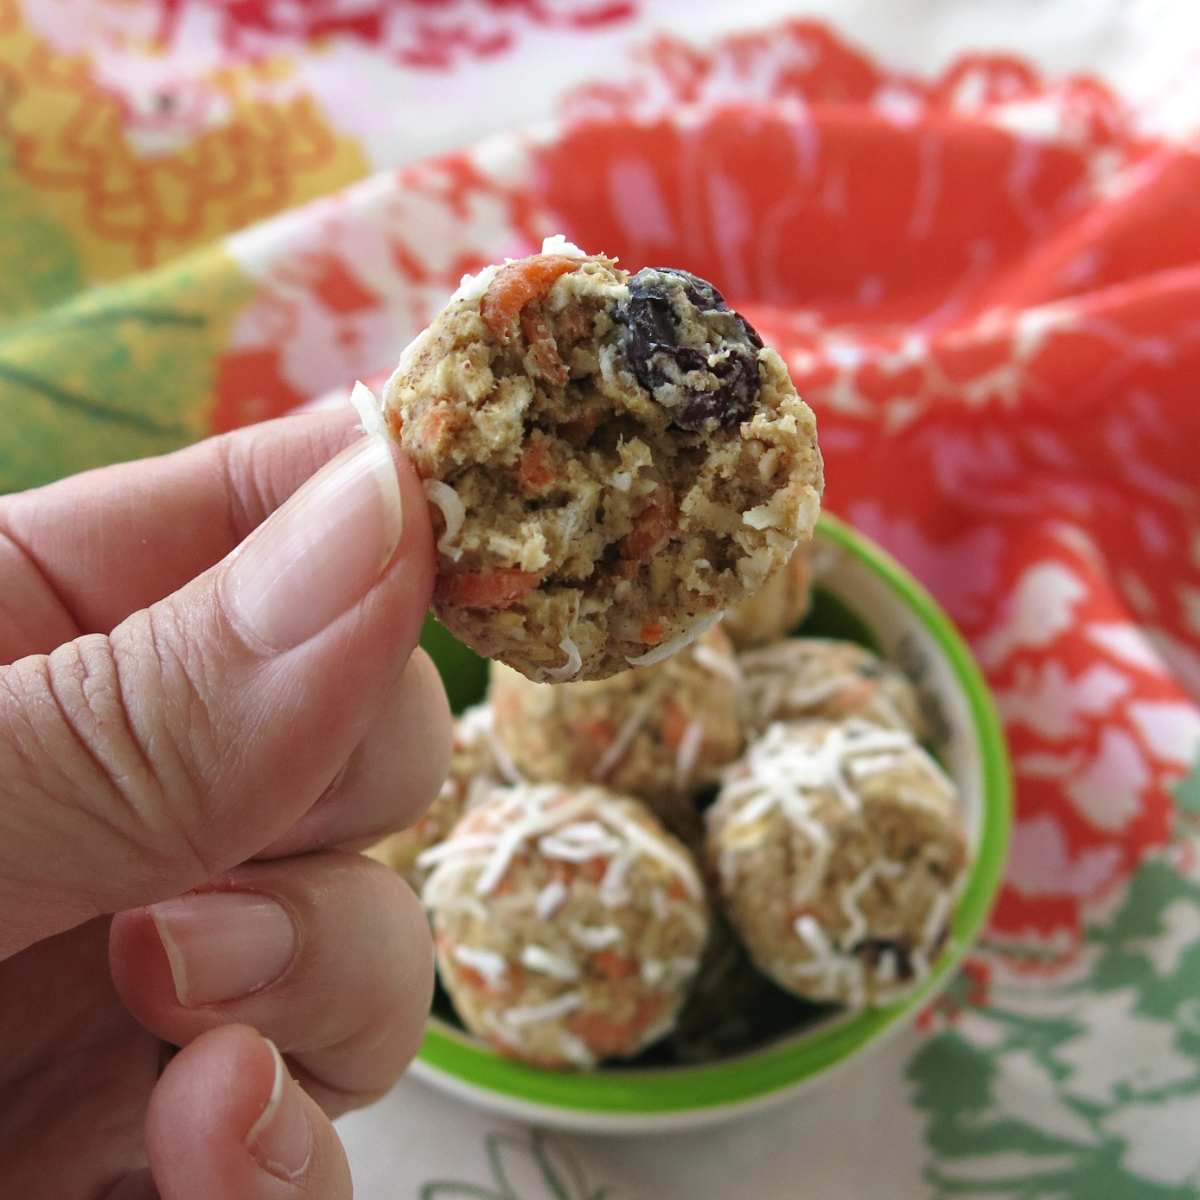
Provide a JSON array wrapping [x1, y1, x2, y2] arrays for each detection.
[[410, 512, 1011, 1133]]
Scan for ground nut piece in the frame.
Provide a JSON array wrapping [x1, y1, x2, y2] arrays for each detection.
[[488, 625, 743, 835], [422, 785, 709, 1069], [706, 720, 968, 1008], [722, 544, 814, 649], [381, 238, 823, 682], [739, 638, 925, 740], [365, 705, 513, 892]]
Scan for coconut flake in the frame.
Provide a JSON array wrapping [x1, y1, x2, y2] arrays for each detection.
[[488, 726, 524, 785], [674, 719, 705, 790], [838, 859, 904, 950], [349, 381, 387, 438], [539, 633, 582, 683], [539, 821, 624, 863], [449, 262, 500, 305], [694, 643, 742, 686], [557, 1030, 596, 1067], [536, 879, 568, 920], [424, 479, 465, 561], [742, 504, 781, 530], [592, 691, 658, 781], [520, 945, 580, 981], [625, 611, 723, 668], [569, 923, 624, 950], [452, 945, 509, 988], [541, 234, 589, 259], [503, 992, 582, 1027]]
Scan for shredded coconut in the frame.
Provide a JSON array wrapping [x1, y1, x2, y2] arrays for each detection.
[[349, 380, 387, 438], [592, 691, 658, 781], [541, 234, 590, 259], [424, 479, 465, 561], [569, 923, 624, 950], [520, 945, 580, 981], [694, 642, 742, 686], [742, 503, 782, 530], [674, 719, 706, 790], [539, 633, 581, 683], [449, 262, 500, 304], [452, 945, 508, 987], [626, 611, 723, 667], [503, 992, 582, 1027], [535, 879, 568, 920]]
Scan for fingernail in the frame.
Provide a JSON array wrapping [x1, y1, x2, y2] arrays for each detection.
[[223, 435, 404, 652], [149, 892, 297, 1007], [245, 1039, 313, 1181]]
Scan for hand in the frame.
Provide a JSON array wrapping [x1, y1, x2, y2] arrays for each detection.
[[0, 409, 451, 1199]]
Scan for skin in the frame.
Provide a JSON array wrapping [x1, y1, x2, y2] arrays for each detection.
[[0, 409, 451, 1199]]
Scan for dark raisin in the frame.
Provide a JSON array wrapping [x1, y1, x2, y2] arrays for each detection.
[[856, 660, 886, 679], [852, 937, 916, 981], [616, 267, 764, 431]]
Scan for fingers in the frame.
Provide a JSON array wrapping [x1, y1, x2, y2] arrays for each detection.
[[0, 407, 362, 657], [257, 647, 452, 860], [0, 432, 435, 960], [110, 852, 434, 1114], [145, 1024, 352, 1200]]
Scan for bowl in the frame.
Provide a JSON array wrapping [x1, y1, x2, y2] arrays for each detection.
[[409, 512, 1011, 1133]]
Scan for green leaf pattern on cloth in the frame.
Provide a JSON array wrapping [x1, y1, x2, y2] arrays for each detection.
[[420, 1131, 627, 1200], [911, 807, 1200, 1198], [0, 247, 252, 492]]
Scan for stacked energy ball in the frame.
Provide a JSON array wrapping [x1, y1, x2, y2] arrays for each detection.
[[369, 548, 969, 1070]]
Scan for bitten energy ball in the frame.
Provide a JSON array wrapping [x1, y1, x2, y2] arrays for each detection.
[[488, 625, 742, 834], [739, 637, 925, 740], [722, 544, 813, 649], [365, 705, 517, 892], [422, 784, 709, 1068], [706, 720, 968, 1007], [380, 237, 823, 682]]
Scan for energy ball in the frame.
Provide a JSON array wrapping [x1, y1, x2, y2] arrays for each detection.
[[739, 637, 925, 740], [365, 705, 517, 892], [706, 720, 968, 1008], [722, 544, 813, 649], [488, 625, 743, 835], [380, 237, 823, 682], [422, 784, 709, 1068]]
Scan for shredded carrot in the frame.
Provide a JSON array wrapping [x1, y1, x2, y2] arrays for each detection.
[[518, 435, 556, 494], [569, 995, 663, 1057], [520, 307, 568, 385], [420, 405, 454, 446], [480, 254, 578, 335], [640, 621, 664, 646], [660, 701, 690, 748], [591, 950, 638, 982], [619, 487, 677, 562], [580, 856, 608, 884], [833, 681, 874, 712], [573, 718, 615, 747], [666, 877, 691, 902], [385, 408, 404, 440], [436, 567, 540, 610]]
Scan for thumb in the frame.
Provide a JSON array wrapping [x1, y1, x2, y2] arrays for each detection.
[[0, 433, 433, 959]]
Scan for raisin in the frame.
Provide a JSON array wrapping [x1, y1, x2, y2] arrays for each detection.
[[616, 267, 763, 431]]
